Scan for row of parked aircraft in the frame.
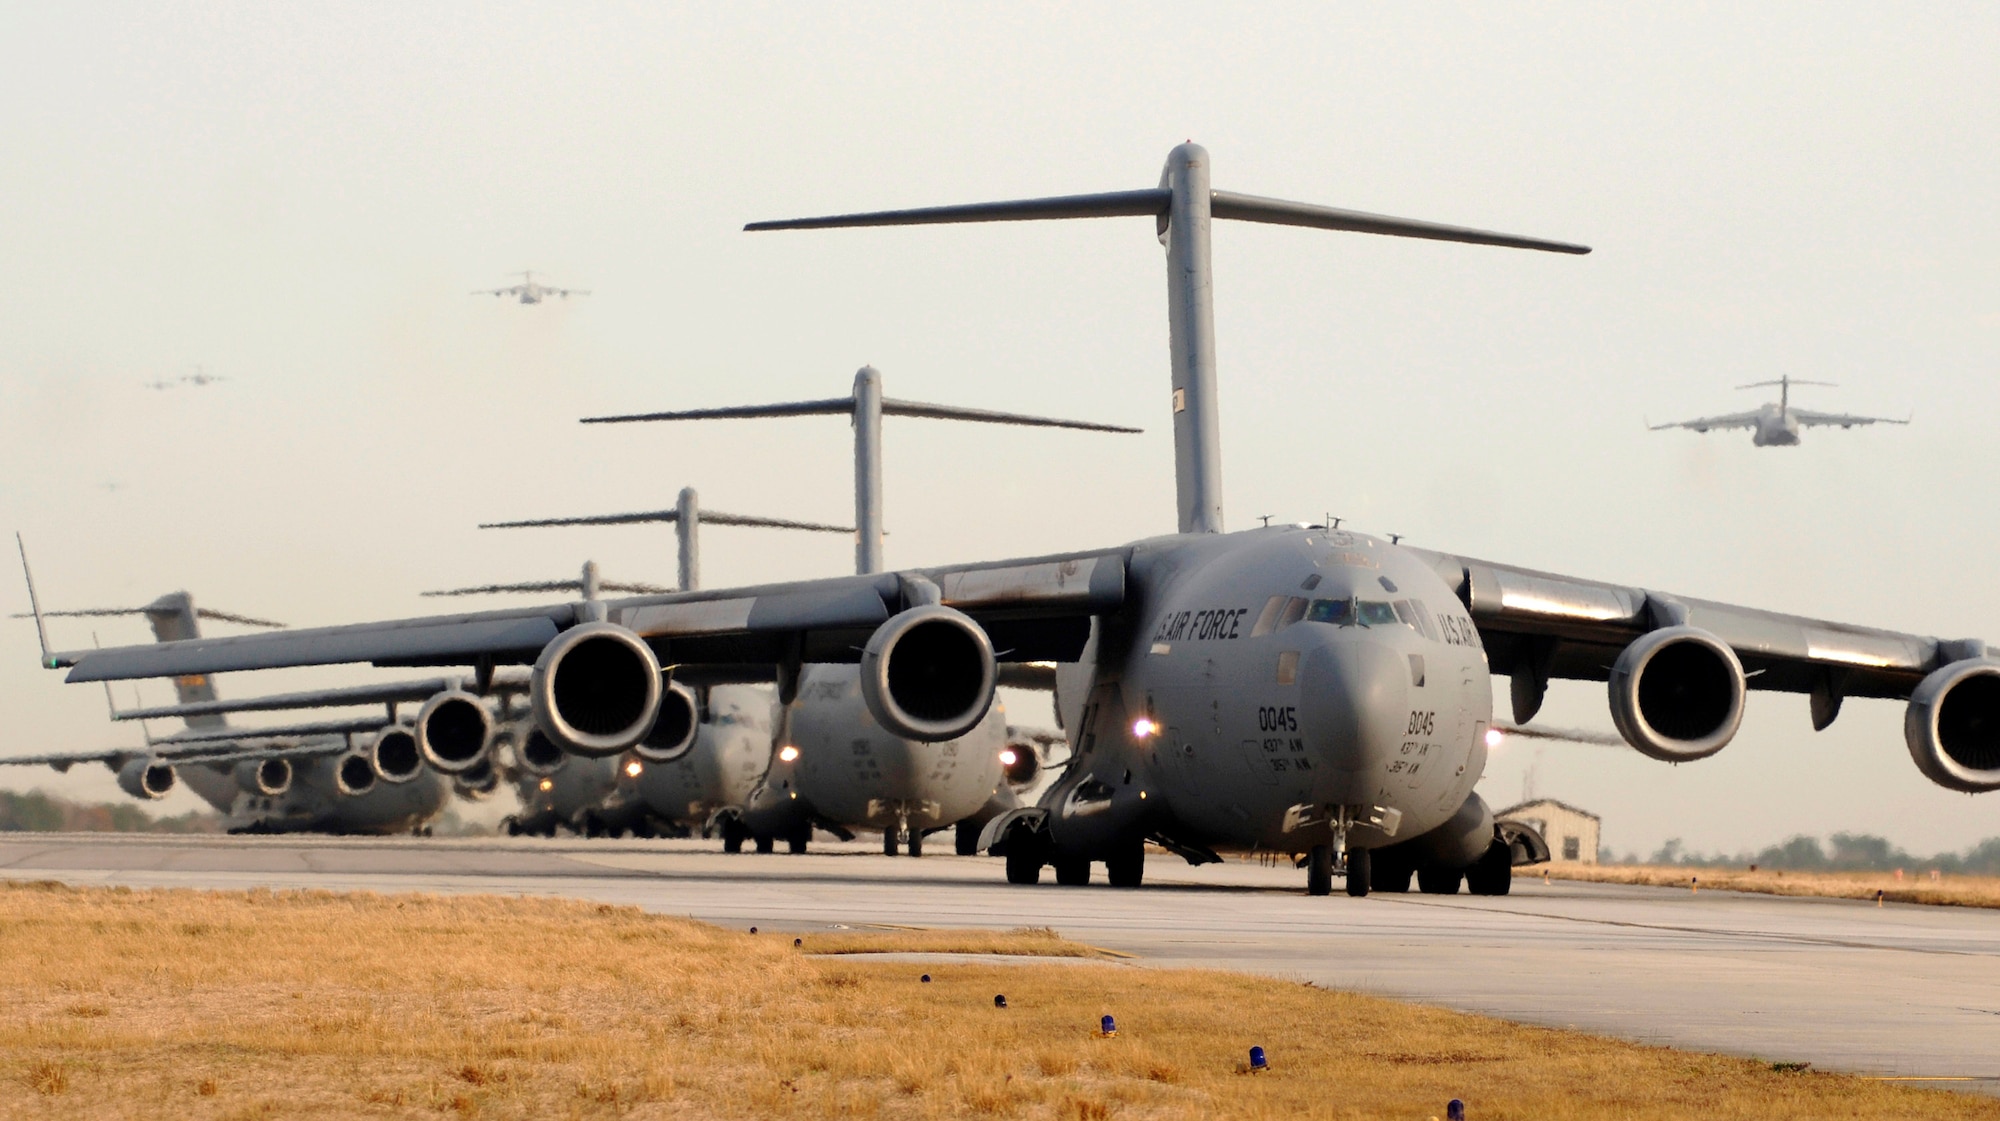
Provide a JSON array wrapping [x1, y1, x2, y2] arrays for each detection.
[[15, 145, 1986, 900]]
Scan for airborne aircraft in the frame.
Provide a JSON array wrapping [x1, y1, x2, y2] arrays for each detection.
[[472, 270, 589, 305], [43, 145, 1999, 898], [1650, 375, 1909, 446]]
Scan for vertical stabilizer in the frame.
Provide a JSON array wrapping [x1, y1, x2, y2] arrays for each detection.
[[675, 487, 701, 591], [143, 593, 224, 729]]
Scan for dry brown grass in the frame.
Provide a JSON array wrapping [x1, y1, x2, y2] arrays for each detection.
[[1547, 863, 2000, 909], [0, 879, 1990, 1120], [798, 925, 1115, 958]]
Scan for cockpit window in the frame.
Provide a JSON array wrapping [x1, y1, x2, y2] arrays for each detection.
[[1251, 595, 1313, 637], [1305, 598, 1350, 624], [1393, 599, 1439, 641], [1357, 601, 1399, 626]]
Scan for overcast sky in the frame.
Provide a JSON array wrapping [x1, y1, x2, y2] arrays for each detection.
[[3, 3, 1996, 855]]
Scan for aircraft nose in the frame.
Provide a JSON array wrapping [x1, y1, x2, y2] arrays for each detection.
[[1295, 634, 1410, 799]]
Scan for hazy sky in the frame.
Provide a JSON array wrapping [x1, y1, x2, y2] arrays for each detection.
[[3, 4, 1996, 855]]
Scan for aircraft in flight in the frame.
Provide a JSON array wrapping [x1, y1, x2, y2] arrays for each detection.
[[534, 374, 1135, 855], [1650, 375, 1909, 446], [472, 270, 590, 305], [144, 367, 226, 391], [47, 145, 1998, 901]]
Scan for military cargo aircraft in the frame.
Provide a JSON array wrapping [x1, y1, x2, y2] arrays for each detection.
[[46, 146, 1996, 900], [1650, 375, 1909, 446], [472, 270, 589, 305]]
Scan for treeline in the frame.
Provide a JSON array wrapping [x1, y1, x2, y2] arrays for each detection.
[[1632, 833, 2000, 876], [0, 790, 221, 834]]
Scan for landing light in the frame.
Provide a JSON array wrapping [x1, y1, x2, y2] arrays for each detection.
[[999, 749, 1018, 766], [625, 760, 643, 778], [538, 779, 553, 791], [1131, 718, 1158, 739], [1484, 728, 1504, 749], [778, 745, 800, 763]]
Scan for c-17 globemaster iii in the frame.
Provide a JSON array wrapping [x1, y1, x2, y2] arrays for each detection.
[[1650, 375, 1909, 447], [47, 145, 2000, 900]]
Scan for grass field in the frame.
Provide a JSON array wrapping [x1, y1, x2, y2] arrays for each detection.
[[1545, 863, 2000, 909], [0, 880, 1991, 1120]]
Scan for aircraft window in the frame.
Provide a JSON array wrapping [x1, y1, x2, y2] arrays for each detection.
[[1305, 598, 1350, 624], [1301, 574, 1322, 591], [1249, 596, 1286, 638], [1393, 599, 1439, 641], [1276, 650, 1299, 685], [1379, 576, 1399, 593], [1278, 596, 1309, 629], [1357, 601, 1399, 626]]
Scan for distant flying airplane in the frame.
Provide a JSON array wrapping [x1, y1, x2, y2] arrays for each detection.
[[145, 366, 226, 391], [472, 270, 590, 305], [1650, 375, 1909, 447]]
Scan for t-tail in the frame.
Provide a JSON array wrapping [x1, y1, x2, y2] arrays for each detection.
[[744, 144, 1589, 536], [1737, 375, 1836, 416]]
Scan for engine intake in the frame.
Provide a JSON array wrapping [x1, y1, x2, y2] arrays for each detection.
[[512, 727, 566, 777], [335, 751, 379, 797], [370, 727, 423, 784], [117, 756, 175, 800], [859, 605, 997, 742], [416, 690, 493, 774], [1905, 659, 2000, 792], [234, 757, 292, 797], [531, 623, 663, 758], [633, 682, 700, 764], [1000, 740, 1041, 787], [1608, 626, 1745, 761]]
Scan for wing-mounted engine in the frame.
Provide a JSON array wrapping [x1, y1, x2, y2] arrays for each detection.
[[858, 605, 997, 742], [530, 622, 663, 758], [632, 681, 699, 764], [1905, 659, 2000, 792], [369, 726, 423, 784], [415, 689, 494, 774], [509, 726, 566, 777], [117, 756, 175, 800], [334, 751, 379, 796], [453, 758, 501, 801], [234, 757, 292, 797], [1608, 626, 1746, 761]]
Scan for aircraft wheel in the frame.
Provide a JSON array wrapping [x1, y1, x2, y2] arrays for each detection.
[[883, 829, 900, 857], [1105, 838, 1144, 888], [1417, 866, 1463, 895], [1054, 855, 1091, 886], [721, 818, 747, 854], [1306, 844, 1334, 896], [955, 820, 981, 856], [907, 828, 924, 858], [754, 834, 775, 855], [1344, 847, 1372, 897], [504, 819, 521, 837], [1371, 852, 1413, 893], [1466, 841, 1514, 896], [1004, 829, 1046, 885], [787, 822, 811, 855]]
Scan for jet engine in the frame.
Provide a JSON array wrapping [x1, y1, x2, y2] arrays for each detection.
[[116, 756, 176, 800], [530, 622, 663, 758], [632, 681, 699, 764], [453, 757, 501, 801], [1905, 659, 2000, 793], [334, 751, 378, 797], [858, 605, 997, 742], [1607, 626, 1745, 761], [999, 740, 1041, 787], [512, 727, 566, 777], [370, 727, 423, 784], [234, 757, 292, 798], [415, 689, 493, 774]]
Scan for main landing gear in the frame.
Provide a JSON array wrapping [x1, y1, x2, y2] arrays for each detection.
[[1306, 843, 1372, 897], [999, 828, 1144, 887]]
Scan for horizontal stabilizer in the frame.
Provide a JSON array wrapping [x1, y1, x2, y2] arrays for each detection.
[[746, 189, 1171, 231], [481, 510, 855, 533], [881, 398, 1140, 433], [15, 606, 285, 628], [423, 579, 671, 598], [1209, 191, 1590, 255], [582, 398, 855, 426], [1737, 379, 1836, 390]]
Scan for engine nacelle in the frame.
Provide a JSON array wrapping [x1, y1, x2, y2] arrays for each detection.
[[453, 758, 501, 801], [632, 682, 699, 764], [415, 690, 493, 775], [1608, 626, 1745, 761], [334, 751, 378, 797], [512, 726, 566, 777], [999, 740, 1041, 787], [117, 756, 175, 800], [1905, 658, 2000, 793], [234, 757, 292, 798], [530, 623, 663, 758], [858, 605, 997, 742], [370, 726, 423, 784]]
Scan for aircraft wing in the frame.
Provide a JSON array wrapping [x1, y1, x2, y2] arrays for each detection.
[[55, 549, 1129, 682], [1406, 548, 1982, 708], [0, 738, 353, 773], [472, 286, 522, 297], [1648, 411, 1761, 433], [113, 669, 529, 722], [1791, 409, 1909, 430]]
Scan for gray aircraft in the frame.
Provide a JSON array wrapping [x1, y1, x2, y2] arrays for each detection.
[[1650, 375, 1909, 447], [473, 270, 589, 305], [48, 145, 2000, 901], [520, 371, 1135, 855]]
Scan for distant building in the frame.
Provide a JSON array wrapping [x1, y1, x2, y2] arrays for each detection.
[[1496, 799, 1600, 864]]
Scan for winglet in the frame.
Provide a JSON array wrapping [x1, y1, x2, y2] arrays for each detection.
[[16, 533, 60, 669]]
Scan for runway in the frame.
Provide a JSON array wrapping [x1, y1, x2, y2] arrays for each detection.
[[4, 833, 1996, 1090]]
